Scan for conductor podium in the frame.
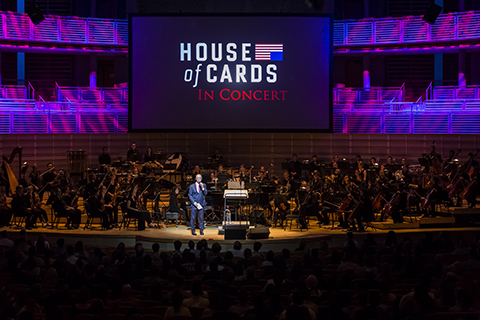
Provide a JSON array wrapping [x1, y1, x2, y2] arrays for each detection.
[[221, 187, 249, 239]]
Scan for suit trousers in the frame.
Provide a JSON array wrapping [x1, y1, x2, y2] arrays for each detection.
[[190, 207, 204, 233]]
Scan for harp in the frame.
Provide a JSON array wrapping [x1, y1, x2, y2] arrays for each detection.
[[2, 147, 22, 194]]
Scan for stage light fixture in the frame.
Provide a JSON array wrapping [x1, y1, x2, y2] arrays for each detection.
[[422, 2, 442, 25], [26, 2, 45, 25]]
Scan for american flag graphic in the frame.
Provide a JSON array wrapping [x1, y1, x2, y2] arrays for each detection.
[[255, 43, 283, 61]]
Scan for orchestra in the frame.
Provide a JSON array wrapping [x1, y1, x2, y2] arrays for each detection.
[[0, 140, 478, 234]]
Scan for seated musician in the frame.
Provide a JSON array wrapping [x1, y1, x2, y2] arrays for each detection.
[[26, 186, 50, 228], [126, 185, 156, 231], [87, 187, 114, 230], [423, 176, 448, 217], [11, 185, 39, 230], [0, 196, 13, 227], [216, 165, 231, 185], [39, 163, 57, 200], [255, 170, 270, 183], [84, 173, 98, 199], [311, 171, 323, 192], [346, 188, 373, 232], [168, 183, 187, 223], [51, 188, 81, 229], [308, 155, 320, 178], [127, 142, 141, 164], [331, 154, 339, 168], [28, 166, 40, 190], [59, 170, 73, 190], [355, 161, 367, 184], [98, 147, 111, 173], [269, 186, 290, 227], [144, 146, 154, 163], [318, 183, 336, 225]]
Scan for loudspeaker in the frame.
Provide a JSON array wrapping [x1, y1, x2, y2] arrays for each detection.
[[224, 228, 246, 240], [422, 3, 442, 25], [26, 3, 45, 25], [247, 227, 270, 239]]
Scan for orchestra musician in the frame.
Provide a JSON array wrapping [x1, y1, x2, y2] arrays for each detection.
[[168, 183, 187, 225], [26, 186, 50, 228], [210, 148, 223, 163], [11, 185, 39, 230], [188, 174, 207, 236], [308, 155, 321, 177], [269, 186, 290, 227], [127, 142, 141, 164], [346, 188, 373, 232], [87, 186, 114, 229], [39, 163, 57, 200], [288, 154, 302, 180], [126, 184, 156, 231], [317, 183, 336, 225], [51, 188, 81, 229], [296, 184, 318, 229], [99, 147, 111, 173], [59, 170, 73, 190], [0, 195, 13, 227], [355, 161, 367, 184], [28, 166, 40, 189], [144, 146, 154, 163]]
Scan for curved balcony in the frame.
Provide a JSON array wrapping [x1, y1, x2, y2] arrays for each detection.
[[0, 10, 478, 53]]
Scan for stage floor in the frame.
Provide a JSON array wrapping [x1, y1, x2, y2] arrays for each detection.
[[3, 198, 480, 250]]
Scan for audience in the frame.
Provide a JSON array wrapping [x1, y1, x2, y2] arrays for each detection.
[[0, 230, 479, 320]]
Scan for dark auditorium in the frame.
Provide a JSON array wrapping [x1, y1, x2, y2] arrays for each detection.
[[1, 1, 480, 320]]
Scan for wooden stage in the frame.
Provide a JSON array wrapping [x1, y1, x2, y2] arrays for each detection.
[[4, 205, 480, 251]]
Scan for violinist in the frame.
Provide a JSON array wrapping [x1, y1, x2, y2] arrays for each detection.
[[85, 173, 98, 199], [26, 186, 50, 228], [310, 171, 323, 191], [11, 185, 39, 230], [126, 184, 156, 231], [51, 188, 81, 229], [59, 170, 73, 190], [355, 161, 367, 184], [269, 186, 290, 227], [28, 166, 40, 189], [39, 163, 57, 199]]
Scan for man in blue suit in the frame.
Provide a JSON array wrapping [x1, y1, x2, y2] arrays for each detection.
[[188, 174, 207, 235]]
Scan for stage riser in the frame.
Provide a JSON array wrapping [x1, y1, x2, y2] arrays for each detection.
[[1, 133, 480, 176]]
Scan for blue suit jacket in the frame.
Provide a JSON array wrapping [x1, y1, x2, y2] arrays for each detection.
[[188, 182, 208, 207]]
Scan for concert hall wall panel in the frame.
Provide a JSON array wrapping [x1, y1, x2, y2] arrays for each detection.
[[1, 133, 480, 175]]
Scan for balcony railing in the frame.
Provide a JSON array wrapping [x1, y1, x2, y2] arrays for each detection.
[[0, 10, 478, 49]]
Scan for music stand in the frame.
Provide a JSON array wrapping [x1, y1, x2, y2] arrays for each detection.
[[153, 153, 168, 161], [418, 158, 430, 167]]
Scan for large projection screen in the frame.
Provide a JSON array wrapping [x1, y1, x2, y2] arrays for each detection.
[[129, 14, 333, 132]]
